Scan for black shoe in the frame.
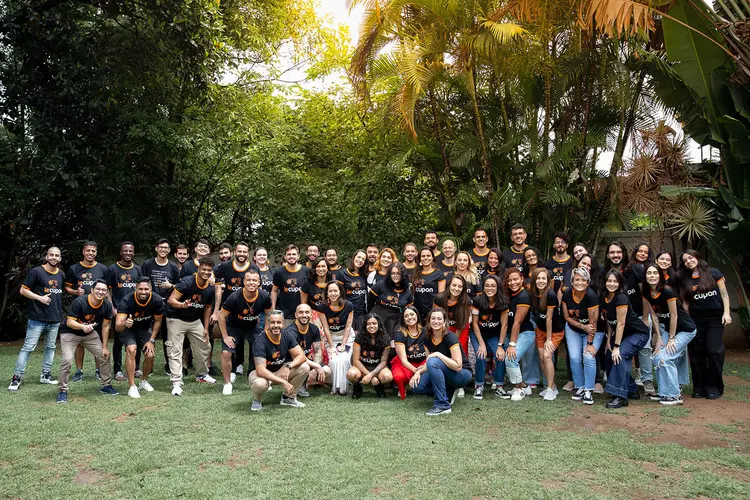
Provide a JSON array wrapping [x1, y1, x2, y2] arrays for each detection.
[[352, 383, 363, 399], [208, 365, 218, 376], [374, 384, 386, 398], [182, 367, 188, 377], [627, 391, 641, 400], [606, 396, 629, 409], [706, 392, 721, 400], [692, 390, 706, 399]]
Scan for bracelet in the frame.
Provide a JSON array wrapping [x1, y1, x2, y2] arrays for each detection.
[[669, 336, 675, 341], [587, 341, 593, 345], [613, 343, 620, 347], [148, 338, 156, 343]]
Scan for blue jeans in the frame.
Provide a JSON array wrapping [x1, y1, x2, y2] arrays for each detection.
[[653, 329, 697, 397], [14, 319, 59, 378], [636, 315, 653, 383], [658, 326, 691, 386], [565, 325, 605, 390], [605, 333, 648, 398], [521, 344, 541, 385], [412, 357, 472, 410], [504, 330, 536, 385], [470, 334, 506, 386]]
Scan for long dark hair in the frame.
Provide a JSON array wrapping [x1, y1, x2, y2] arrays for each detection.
[[385, 262, 411, 291], [399, 305, 422, 336], [473, 274, 509, 312], [307, 257, 331, 283], [641, 263, 666, 296], [602, 269, 625, 299], [346, 249, 368, 275], [425, 307, 448, 339], [575, 253, 602, 290], [355, 313, 390, 350], [529, 267, 552, 313], [323, 280, 345, 308], [414, 246, 437, 283], [433, 275, 471, 329], [678, 249, 717, 296], [487, 247, 506, 276], [631, 243, 654, 264], [604, 241, 630, 272]]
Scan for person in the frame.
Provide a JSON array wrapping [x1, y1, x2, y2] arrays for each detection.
[[108, 241, 142, 382], [368, 262, 414, 339], [402, 242, 419, 277], [249, 310, 310, 411], [438, 239, 457, 278], [300, 258, 331, 316], [485, 248, 505, 277], [141, 238, 181, 374], [503, 224, 529, 271], [434, 275, 471, 360], [271, 244, 307, 326], [391, 306, 427, 400], [304, 244, 320, 267], [469, 228, 491, 275], [64, 241, 109, 382], [655, 250, 676, 286], [217, 269, 272, 395], [410, 307, 472, 416], [56, 279, 119, 403], [575, 253, 606, 394], [318, 281, 355, 395], [469, 275, 508, 399], [679, 249, 732, 399], [325, 248, 345, 282], [413, 247, 446, 320], [562, 267, 603, 405], [529, 268, 565, 401], [498, 268, 536, 401], [217, 242, 233, 263], [284, 304, 329, 396], [545, 232, 573, 298], [523, 246, 541, 285], [367, 247, 398, 288], [365, 244, 380, 274], [9, 247, 64, 391], [571, 243, 588, 263], [179, 239, 212, 278], [454, 251, 482, 298], [115, 277, 164, 398], [174, 244, 189, 270], [348, 313, 392, 398], [165, 257, 217, 396], [252, 247, 275, 294], [341, 250, 368, 334], [643, 264, 696, 405], [423, 230, 441, 258], [602, 270, 650, 408], [631, 243, 653, 265]]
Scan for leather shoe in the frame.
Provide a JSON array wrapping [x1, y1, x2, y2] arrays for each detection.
[[606, 396, 628, 409], [691, 390, 706, 399], [705, 392, 721, 400]]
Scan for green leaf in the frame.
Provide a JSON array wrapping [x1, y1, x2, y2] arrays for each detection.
[[660, 185, 718, 198]]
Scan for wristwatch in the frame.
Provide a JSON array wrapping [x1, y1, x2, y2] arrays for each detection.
[[613, 342, 620, 347], [587, 341, 594, 345], [147, 338, 156, 343], [508, 342, 517, 347]]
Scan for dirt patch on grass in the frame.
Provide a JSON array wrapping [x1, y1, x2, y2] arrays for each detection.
[[112, 412, 136, 422], [199, 453, 248, 472], [73, 469, 115, 485]]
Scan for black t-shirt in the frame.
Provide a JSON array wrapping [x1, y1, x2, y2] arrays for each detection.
[[117, 292, 165, 331], [354, 331, 389, 367], [413, 269, 446, 314], [545, 256, 573, 293], [623, 264, 645, 316], [508, 288, 534, 333], [284, 322, 321, 360], [166, 275, 215, 322], [686, 268, 725, 312], [369, 281, 414, 311], [403, 263, 418, 280], [108, 262, 142, 306], [393, 327, 427, 364], [457, 273, 482, 298], [141, 258, 180, 299], [562, 287, 600, 334], [441, 299, 469, 330], [437, 259, 455, 281], [329, 266, 345, 283], [503, 246, 528, 272], [471, 296, 507, 338], [252, 265, 276, 294], [179, 258, 202, 279], [534, 289, 565, 333], [215, 260, 253, 307], [22, 266, 65, 322], [222, 288, 272, 330], [341, 269, 367, 315], [65, 261, 109, 294], [470, 248, 490, 275], [252, 329, 299, 373], [301, 280, 328, 312], [61, 295, 113, 336], [645, 287, 696, 332], [318, 300, 355, 334], [272, 264, 307, 319], [603, 292, 649, 337], [424, 331, 470, 371]]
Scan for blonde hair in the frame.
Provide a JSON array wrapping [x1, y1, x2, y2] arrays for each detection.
[[455, 251, 480, 285]]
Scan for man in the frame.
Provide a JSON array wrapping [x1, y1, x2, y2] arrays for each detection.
[[174, 244, 189, 270], [115, 277, 164, 398], [469, 229, 491, 275], [271, 244, 307, 327], [218, 269, 272, 395], [141, 238, 181, 374], [217, 242, 233, 263], [365, 244, 379, 273], [283, 303, 329, 397], [9, 247, 65, 391], [179, 238, 211, 278], [304, 244, 320, 267], [166, 257, 217, 395], [108, 241, 142, 382], [545, 232, 573, 298], [64, 241, 109, 382], [438, 239, 457, 278], [249, 310, 310, 411], [325, 248, 345, 282], [424, 230, 441, 258], [56, 279, 119, 403], [503, 224, 529, 271], [402, 243, 419, 276]]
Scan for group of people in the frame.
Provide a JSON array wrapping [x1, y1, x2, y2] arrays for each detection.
[[8, 226, 732, 416]]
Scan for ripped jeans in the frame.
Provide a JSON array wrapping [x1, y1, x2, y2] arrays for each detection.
[[652, 328, 696, 398]]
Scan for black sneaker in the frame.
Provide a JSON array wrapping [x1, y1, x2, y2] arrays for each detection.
[[374, 384, 386, 398], [351, 383, 363, 400], [39, 372, 58, 385], [72, 370, 83, 382], [208, 365, 218, 377], [8, 376, 21, 392], [660, 395, 683, 405], [426, 406, 451, 416], [649, 394, 663, 401], [56, 391, 68, 403], [100, 385, 119, 396], [582, 390, 594, 405], [571, 388, 584, 401]]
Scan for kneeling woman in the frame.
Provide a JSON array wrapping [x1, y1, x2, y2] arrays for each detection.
[[529, 268, 565, 401], [348, 313, 392, 398], [411, 307, 472, 416], [500, 268, 536, 401], [319, 281, 355, 395], [602, 270, 650, 408], [391, 306, 427, 400]]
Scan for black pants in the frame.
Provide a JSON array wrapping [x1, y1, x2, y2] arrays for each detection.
[[232, 325, 262, 371], [371, 305, 401, 363], [688, 311, 725, 395], [113, 333, 141, 373]]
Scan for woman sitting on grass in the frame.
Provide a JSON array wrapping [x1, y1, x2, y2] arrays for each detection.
[[391, 306, 427, 400], [348, 313, 392, 399]]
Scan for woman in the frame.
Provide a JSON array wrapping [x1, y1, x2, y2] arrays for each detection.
[[562, 267, 603, 405], [433, 275, 472, 370], [523, 246, 541, 286], [410, 307, 472, 416], [572, 243, 588, 262], [318, 281, 355, 395], [301, 257, 331, 330], [402, 242, 419, 278], [575, 253, 606, 394], [391, 306, 427, 399], [485, 248, 505, 277], [529, 268, 565, 401], [655, 250, 675, 286], [367, 248, 399, 288], [348, 313, 392, 398], [253, 247, 275, 294], [454, 251, 483, 298], [602, 270, 650, 408], [631, 243, 653, 265], [368, 262, 414, 339], [342, 250, 369, 335], [413, 247, 446, 320], [679, 250, 732, 399], [643, 264, 696, 405], [469, 275, 509, 399]]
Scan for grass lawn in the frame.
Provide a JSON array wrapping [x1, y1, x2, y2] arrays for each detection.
[[1, 344, 749, 499]]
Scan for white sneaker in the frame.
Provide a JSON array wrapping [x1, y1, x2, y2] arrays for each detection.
[[222, 383, 233, 395], [280, 395, 305, 408], [114, 371, 126, 381], [139, 380, 154, 392], [196, 374, 216, 384], [522, 386, 532, 396], [134, 370, 143, 379], [456, 388, 465, 398], [543, 390, 557, 401], [510, 387, 526, 401], [236, 364, 244, 375], [127, 385, 140, 399], [539, 388, 549, 398], [230, 373, 237, 383], [171, 384, 183, 396]]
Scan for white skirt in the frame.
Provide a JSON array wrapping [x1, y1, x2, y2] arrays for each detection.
[[327, 328, 354, 394]]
